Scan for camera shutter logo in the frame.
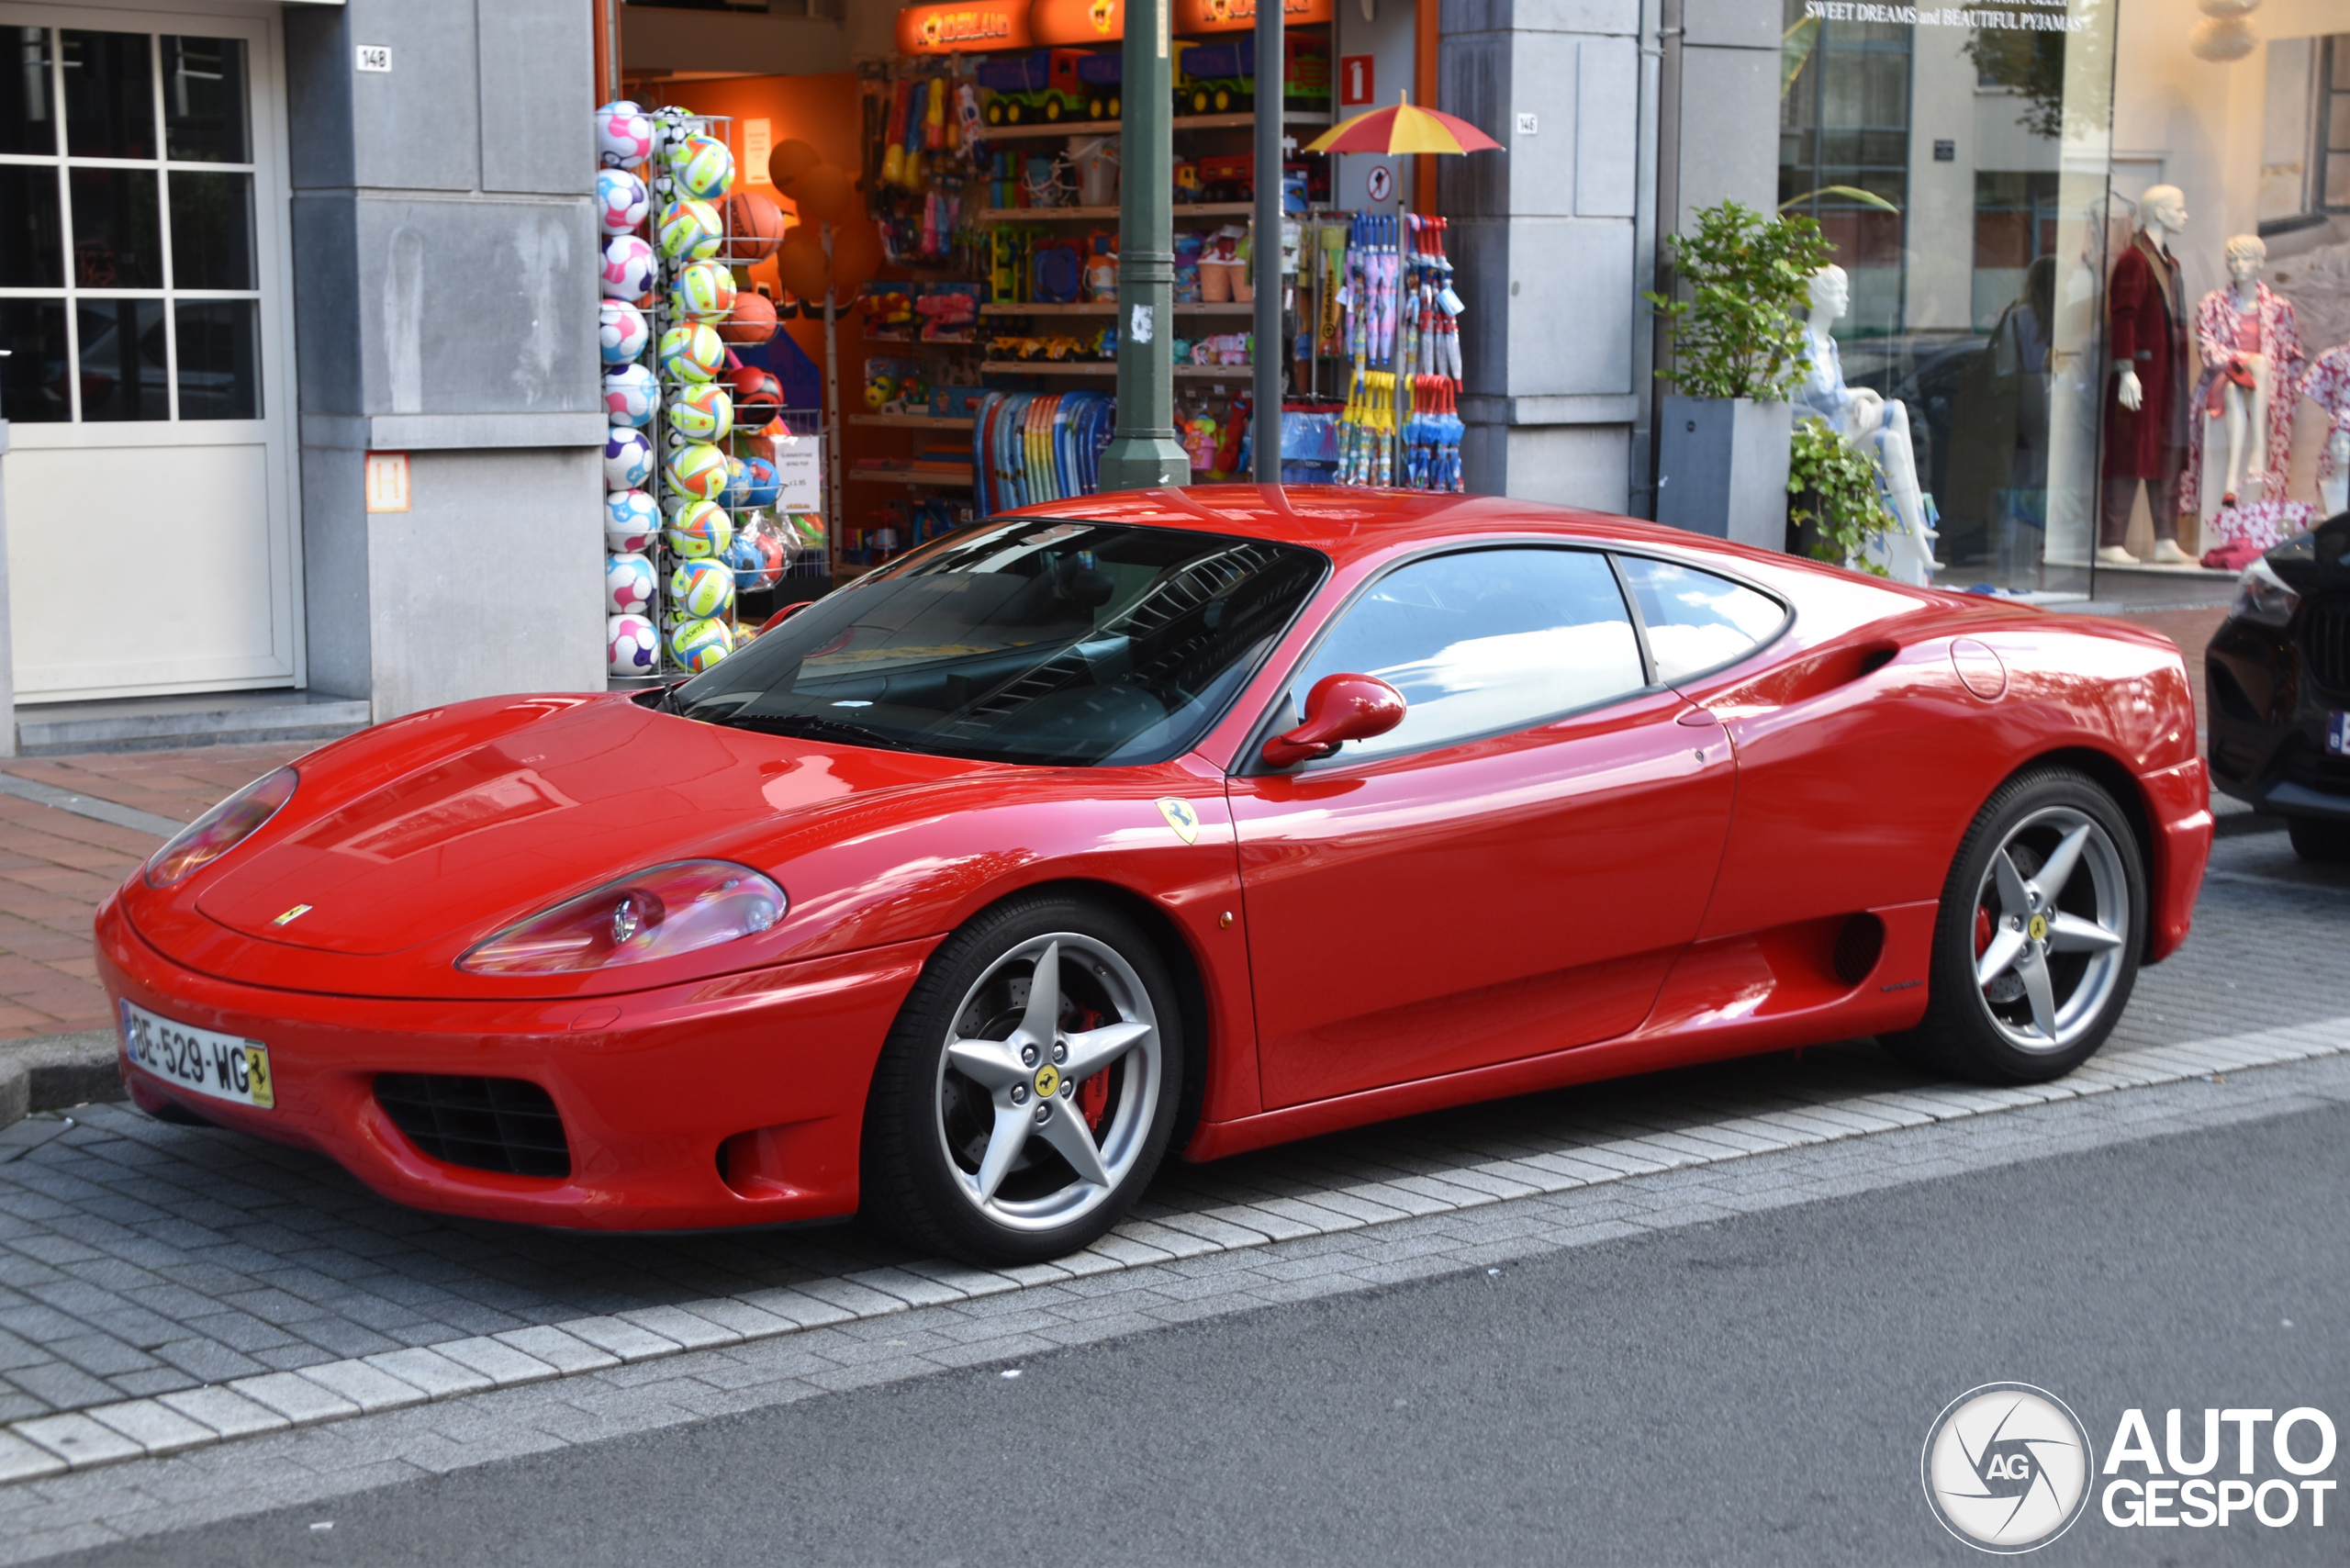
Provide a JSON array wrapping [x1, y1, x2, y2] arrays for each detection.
[[1922, 1383, 2096, 1552]]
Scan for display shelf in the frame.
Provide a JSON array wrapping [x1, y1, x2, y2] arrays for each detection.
[[980, 301, 1253, 318], [982, 108, 1332, 140], [976, 202, 1255, 225], [847, 412, 976, 430], [980, 361, 1250, 378]]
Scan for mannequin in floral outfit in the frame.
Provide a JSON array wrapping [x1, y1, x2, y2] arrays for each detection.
[[2183, 234, 2304, 521], [2304, 343, 2350, 517]]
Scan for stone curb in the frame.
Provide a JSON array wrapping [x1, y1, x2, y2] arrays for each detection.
[[0, 1032, 124, 1134], [0, 1015, 2339, 1487]]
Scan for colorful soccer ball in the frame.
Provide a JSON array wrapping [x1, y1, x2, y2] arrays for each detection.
[[596, 168, 650, 235], [655, 198, 724, 262], [666, 134, 736, 201], [609, 612, 660, 676], [668, 261, 736, 323], [669, 616, 733, 673], [663, 441, 730, 502], [596, 100, 655, 169], [669, 558, 735, 620], [604, 488, 659, 553], [606, 553, 656, 616], [657, 322, 726, 385], [666, 383, 733, 442], [602, 363, 658, 427], [742, 455, 780, 509], [599, 234, 657, 299], [603, 428, 655, 491], [599, 300, 650, 365], [665, 498, 734, 560]]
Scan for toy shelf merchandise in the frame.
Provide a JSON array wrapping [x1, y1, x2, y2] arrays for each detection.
[[597, 99, 824, 682]]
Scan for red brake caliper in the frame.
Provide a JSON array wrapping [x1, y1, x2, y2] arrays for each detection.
[[1074, 1007, 1111, 1129], [1974, 904, 1993, 958]]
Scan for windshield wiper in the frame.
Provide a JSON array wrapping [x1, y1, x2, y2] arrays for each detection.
[[721, 712, 915, 751]]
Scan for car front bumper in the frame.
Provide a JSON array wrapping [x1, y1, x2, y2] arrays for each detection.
[[2207, 625, 2350, 823], [96, 897, 939, 1231]]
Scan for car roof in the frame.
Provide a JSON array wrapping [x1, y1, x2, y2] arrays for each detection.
[[993, 485, 1740, 570]]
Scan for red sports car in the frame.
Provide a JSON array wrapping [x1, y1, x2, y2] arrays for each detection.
[[98, 490, 2210, 1264]]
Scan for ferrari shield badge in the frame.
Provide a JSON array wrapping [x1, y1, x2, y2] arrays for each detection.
[[1155, 798, 1200, 845]]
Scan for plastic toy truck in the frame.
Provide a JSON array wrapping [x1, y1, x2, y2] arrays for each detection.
[[979, 50, 1091, 125]]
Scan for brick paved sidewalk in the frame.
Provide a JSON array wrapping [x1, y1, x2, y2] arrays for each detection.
[[0, 748, 307, 1044]]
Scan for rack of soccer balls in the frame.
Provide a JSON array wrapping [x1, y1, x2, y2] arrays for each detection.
[[596, 99, 824, 679]]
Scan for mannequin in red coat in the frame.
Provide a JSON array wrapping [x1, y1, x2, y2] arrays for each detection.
[[2099, 185, 2195, 566]]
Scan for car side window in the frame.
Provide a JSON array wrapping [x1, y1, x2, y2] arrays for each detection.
[[1615, 556, 1786, 684], [1282, 547, 1648, 763]]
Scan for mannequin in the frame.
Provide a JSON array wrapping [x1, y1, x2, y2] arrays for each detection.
[[1796, 266, 1939, 586], [2302, 344, 2350, 518], [2184, 234, 2304, 521], [2101, 185, 2195, 566]]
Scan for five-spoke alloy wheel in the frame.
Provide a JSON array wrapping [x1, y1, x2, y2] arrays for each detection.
[[864, 894, 1184, 1264], [1889, 767, 2147, 1082]]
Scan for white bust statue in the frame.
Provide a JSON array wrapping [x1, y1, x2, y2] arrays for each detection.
[[1798, 265, 1938, 586]]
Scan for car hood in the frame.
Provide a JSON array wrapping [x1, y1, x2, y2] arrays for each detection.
[[191, 694, 990, 958]]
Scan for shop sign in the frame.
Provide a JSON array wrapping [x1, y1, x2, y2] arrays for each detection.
[[1033, 0, 1125, 44], [1172, 0, 1333, 35], [896, 0, 1034, 53]]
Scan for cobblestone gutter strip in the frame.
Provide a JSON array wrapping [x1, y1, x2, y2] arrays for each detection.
[[0, 1018, 2340, 1488]]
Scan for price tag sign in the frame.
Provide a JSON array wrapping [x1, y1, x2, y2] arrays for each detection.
[[769, 438, 822, 511]]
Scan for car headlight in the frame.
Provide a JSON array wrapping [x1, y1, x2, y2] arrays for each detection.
[[144, 767, 299, 888], [2229, 556, 2300, 630], [457, 860, 786, 975]]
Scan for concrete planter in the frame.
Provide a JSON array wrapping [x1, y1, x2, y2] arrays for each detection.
[[1655, 395, 1793, 553]]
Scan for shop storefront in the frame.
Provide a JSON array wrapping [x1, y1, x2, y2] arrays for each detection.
[[1778, 0, 2350, 597], [602, 0, 1476, 679]]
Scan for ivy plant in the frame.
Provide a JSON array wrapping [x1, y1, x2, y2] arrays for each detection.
[[1645, 201, 1834, 401], [1787, 415, 1893, 577]]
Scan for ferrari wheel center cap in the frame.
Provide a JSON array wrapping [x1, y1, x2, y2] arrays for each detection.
[[1033, 1063, 1061, 1099], [2026, 913, 2048, 943]]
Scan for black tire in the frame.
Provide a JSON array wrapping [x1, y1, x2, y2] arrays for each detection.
[[862, 891, 1185, 1265], [2288, 815, 2350, 863], [1883, 767, 2145, 1083]]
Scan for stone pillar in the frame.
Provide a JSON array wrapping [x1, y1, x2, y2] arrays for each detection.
[[285, 0, 610, 721], [1438, 0, 1645, 512]]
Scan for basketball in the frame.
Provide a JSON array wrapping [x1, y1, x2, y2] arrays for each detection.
[[720, 289, 778, 346], [721, 192, 787, 263]]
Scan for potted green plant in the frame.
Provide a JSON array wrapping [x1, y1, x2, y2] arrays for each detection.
[[1646, 201, 1832, 550], [1785, 415, 1895, 575]]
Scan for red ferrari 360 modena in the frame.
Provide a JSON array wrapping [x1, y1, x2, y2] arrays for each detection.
[[98, 489, 2210, 1264]]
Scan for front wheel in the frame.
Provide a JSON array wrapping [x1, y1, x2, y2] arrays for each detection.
[[862, 893, 1184, 1264], [2288, 815, 2350, 863], [1885, 767, 2145, 1083]]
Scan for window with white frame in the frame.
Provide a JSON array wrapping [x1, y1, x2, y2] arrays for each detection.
[[0, 25, 260, 423]]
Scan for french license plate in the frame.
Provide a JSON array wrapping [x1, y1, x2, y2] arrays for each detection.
[[119, 1001, 274, 1110], [2330, 713, 2350, 756]]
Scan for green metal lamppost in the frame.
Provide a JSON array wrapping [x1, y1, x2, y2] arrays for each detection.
[[1097, 0, 1189, 487]]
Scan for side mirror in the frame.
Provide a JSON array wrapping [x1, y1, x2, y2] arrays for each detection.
[[756, 599, 817, 637], [1260, 674, 1405, 768]]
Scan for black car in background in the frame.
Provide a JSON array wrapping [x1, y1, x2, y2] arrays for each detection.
[[2207, 511, 2350, 862]]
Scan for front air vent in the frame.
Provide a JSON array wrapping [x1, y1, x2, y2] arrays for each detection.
[[375, 1074, 571, 1178]]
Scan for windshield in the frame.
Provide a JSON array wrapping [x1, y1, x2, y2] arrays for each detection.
[[667, 519, 1326, 766]]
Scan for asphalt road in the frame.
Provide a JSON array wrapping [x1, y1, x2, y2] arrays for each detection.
[[62, 1093, 2347, 1566]]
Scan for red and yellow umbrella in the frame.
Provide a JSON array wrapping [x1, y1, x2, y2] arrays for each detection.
[[1300, 92, 1503, 157]]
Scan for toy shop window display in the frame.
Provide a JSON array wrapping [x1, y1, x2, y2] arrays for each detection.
[[597, 97, 811, 684]]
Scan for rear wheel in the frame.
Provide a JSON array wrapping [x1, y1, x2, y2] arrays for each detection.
[[862, 893, 1183, 1264], [1885, 768, 2144, 1083], [2288, 815, 2350, 863]]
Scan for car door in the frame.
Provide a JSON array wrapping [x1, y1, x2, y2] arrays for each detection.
[[1226, 545, 1741, 1109]]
